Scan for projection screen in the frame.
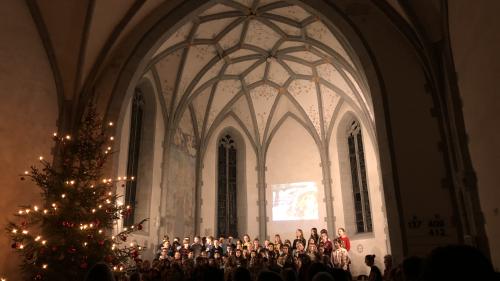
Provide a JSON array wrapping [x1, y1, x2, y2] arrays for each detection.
[[271, 181, 319, 221]]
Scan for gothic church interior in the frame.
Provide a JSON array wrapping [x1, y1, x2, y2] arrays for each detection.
[[1, 0, 499, 277]]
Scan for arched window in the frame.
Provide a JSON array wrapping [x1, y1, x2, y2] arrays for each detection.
[[124, 90, 144, 227], [347, 120, 373, 233], [217, 134, 238, 237]]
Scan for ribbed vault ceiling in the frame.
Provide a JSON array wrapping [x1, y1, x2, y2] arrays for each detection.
[[147, 0, 374, 146]]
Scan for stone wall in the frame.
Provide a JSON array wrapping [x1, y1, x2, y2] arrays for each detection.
[[0, 0, 58, 276], [449, 0, 500, 270]]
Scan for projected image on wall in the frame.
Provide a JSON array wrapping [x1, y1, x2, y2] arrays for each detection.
[[272, 182, 319, 221]]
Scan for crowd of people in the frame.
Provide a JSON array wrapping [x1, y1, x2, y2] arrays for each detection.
[[142, 228, 356, 281], [84, 227, 499, 281]]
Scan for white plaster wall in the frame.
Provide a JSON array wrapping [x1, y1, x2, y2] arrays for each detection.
[[265, 118, 327, 242], [200, 117, 258, 239], [0, 0, 59, 277], [329, 104, 388, 276], [114, 74, 164, 261]]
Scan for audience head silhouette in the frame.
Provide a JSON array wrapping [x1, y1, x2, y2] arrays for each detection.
[[422, 244, 496, 281], [233, 267, 252, 281], [84, 263, 115, 281], [311, 272, 334, 281], [257, 270, 283, 281]]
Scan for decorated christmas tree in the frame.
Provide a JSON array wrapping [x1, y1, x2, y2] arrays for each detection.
[[6, 106, 146, 281]]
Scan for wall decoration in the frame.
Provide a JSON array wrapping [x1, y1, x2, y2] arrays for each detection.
[[173, 128, 197, 157], [356, 244, 364, 253]]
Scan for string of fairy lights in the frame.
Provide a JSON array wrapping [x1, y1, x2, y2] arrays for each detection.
[[3, 120, 147, 280]]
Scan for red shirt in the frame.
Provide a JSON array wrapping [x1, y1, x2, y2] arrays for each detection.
[[340, 236, 350, 251]]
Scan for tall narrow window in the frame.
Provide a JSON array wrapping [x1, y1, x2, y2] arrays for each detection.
[[124, 90, 144, 226], [348, 120, 372, 233], [217, 135, 238, 237]]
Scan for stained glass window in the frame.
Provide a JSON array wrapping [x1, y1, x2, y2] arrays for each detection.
[[348, 120, 372, 233], [124, 90, 144, 226], [217, 135, 238, 237]]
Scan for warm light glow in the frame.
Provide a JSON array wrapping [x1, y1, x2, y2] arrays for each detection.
[[19, 244, 24, 249], [18, 210, 23, 215], [102, 179, 107, 183], [61, 194, 66, 198], [109, 122, 114, 126], [106, 199, 111, 204], [53, 132, 57, 137], [65, 135, 71, 140], [70, 180, 75, 185], [43, 209, 48, 214], [117, 177, 122, 180], [89, 223, 94, 228], [92, 209, 96, 213], [11, 229, 17, 234], [83, 242, 88, 247], [108, 192, 112, 196], [51, 203, 56, 208], [131, 176, 135, 180], [130, 242, 134, 247], [98, 205, 102, 209], [35, 236, 41, 241], [98, 229, 103, 234], [123, 227, 128, 231], [22, 230, 28, 235], [2, 277, 7, 281], [41, 240, 47, 245], [39, 156, 43, 160], [110, 136, 114, 141], [24, 171, 29, 175], [25, 209, 30, 214], [42, 264, 48, 269], [33, 206, 38, 211], [107, 146, 111, 151]]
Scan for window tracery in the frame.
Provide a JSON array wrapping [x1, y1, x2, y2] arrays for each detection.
[[347, 120, 372, 233]]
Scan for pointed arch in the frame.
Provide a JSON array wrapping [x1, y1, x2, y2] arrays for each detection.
[[214, 125, 249, 237], [124, 78, 157, 228], [336, 111, 373, 235]]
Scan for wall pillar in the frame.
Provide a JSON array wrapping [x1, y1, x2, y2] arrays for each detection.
[[257, 150, 267, 240], [320, 145, 336, 235], [194, 150, 203, 235], [157, 126, 175, 240]]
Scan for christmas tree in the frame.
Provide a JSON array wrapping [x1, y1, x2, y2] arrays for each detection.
[[6, 106, 146, 281]]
